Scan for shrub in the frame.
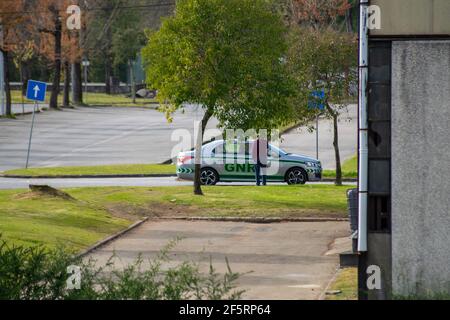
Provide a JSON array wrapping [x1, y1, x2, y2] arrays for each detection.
[[0, 238, 244, 300]]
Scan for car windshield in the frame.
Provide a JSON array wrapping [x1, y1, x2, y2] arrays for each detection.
[[269, 145, 288, 156]]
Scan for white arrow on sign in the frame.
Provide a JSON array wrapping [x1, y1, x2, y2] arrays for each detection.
[[33, 85, 40, 98]]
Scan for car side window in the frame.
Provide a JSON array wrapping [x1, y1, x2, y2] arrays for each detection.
[[245, 143, 251, 156], [236, 143, 248, 156], [224, 142, 237, 154], [212, 143, 225, 156]]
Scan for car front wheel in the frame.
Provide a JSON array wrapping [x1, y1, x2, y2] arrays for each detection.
[[286, 167, 307, 185], [200, 168, 219, 185]]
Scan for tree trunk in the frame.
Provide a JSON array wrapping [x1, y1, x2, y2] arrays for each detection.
[[63, 61, 70, 107], [332, 111, 342, 186], [71, 62, 83, 105], [345, 8, 353, 33], [20, 61, 31, 97], [3, 50, 12, 117], [105, 55, 112, 95], [193, 108, 213, 195], [129, 60, 136, 104], [49, 18, 62, 109]]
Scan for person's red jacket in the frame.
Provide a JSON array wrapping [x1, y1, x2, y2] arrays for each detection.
[[251, 139, 268, 166]]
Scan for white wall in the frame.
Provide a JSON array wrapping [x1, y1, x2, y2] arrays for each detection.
[[391, 41, 450, 296]]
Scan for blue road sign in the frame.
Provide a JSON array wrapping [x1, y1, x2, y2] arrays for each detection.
[[308, 90, 326, 110], [26, 80, 47, 102]]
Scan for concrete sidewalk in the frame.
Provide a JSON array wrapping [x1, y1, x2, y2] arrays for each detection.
[[87, 220, 350, 300]]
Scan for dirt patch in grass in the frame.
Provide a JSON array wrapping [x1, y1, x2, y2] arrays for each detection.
[[68, 185, 348, 219], [104, 202, 198, 220], [14, 190, 75, 202], [104, 201, 339, 220]]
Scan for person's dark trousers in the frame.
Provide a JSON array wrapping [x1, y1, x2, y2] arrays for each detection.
[[255, 164, 267, 186]]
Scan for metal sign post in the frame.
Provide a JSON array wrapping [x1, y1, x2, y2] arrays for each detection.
[[308, 90, 325, 160], [24, 80, 47, 168], [316, 114, 319, 160], [25, 102, 38, 168]]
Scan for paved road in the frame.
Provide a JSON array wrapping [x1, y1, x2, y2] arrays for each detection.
[[0, 104, 357, 171], [87, 219, 349, 300], [0, 105, 218, 171], [0, 176, 356, 190], [281, 104, 357, 170]]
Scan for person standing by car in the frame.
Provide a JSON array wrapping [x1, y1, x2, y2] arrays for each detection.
[[252, 137, 268, 186]]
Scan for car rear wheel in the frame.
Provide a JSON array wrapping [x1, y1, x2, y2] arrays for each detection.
[[286, 167, 307, 185], [200, 168, 219, 185]]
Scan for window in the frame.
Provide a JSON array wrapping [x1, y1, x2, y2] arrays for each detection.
[[212, 143, 224, 156], [368, 196, 390, 232]]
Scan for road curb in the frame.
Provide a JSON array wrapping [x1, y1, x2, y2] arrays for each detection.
[[0, 173, 355, 182], [85, 104, 159, 109], [156, 216, 349, 223], [322, 178, 357, 183], [76, 217, 149, 259], [318, 267, 342, 300], [0, 173, 177, 179]]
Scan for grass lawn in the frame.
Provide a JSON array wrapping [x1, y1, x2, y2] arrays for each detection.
[[3, 164, 176, 177], [0, 185, 348, 249], [11, 90, 157, 108], [325, 268, 357, 300], [323, 155, 357, 179], [0, 189, 133, 250], [68, 185, 349, 218], [2, 158, 356, 179]]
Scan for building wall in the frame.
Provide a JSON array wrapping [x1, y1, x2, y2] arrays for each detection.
[[370, 0, 450, 36], [364, 40, 392, 299], [391, 41, 450, 296]]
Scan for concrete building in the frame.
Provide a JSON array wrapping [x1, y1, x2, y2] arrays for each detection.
[[358, 0, 450, 299]]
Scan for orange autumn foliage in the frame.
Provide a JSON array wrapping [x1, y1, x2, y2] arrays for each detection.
[[292, 0, 351, 29]]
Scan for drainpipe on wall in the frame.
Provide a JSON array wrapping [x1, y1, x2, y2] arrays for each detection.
[[358, 0, 369, 252]]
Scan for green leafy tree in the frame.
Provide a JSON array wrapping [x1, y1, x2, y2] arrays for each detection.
[[111, 10, 146, 103], [288, 27, 357, 185], [142, 0, 292, 195], [85, 0, 164, 95], [84, 0, 130, 95]]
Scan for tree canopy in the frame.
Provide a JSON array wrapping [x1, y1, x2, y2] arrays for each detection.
[[142, 0, 293, 131], [287, 26, 357, 185]]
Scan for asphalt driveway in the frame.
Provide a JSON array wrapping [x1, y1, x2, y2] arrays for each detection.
[[87, 220, 350, 300]]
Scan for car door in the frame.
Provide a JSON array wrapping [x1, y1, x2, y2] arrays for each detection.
[[218, 141, 254, 181], [234, 142, 254, 180], [218, 141, 237, 180], [267, 145, 283, 181], [209, 142, 226, 177]]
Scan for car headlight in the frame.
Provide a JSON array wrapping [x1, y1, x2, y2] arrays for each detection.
[[306, 161, 315, 167]]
